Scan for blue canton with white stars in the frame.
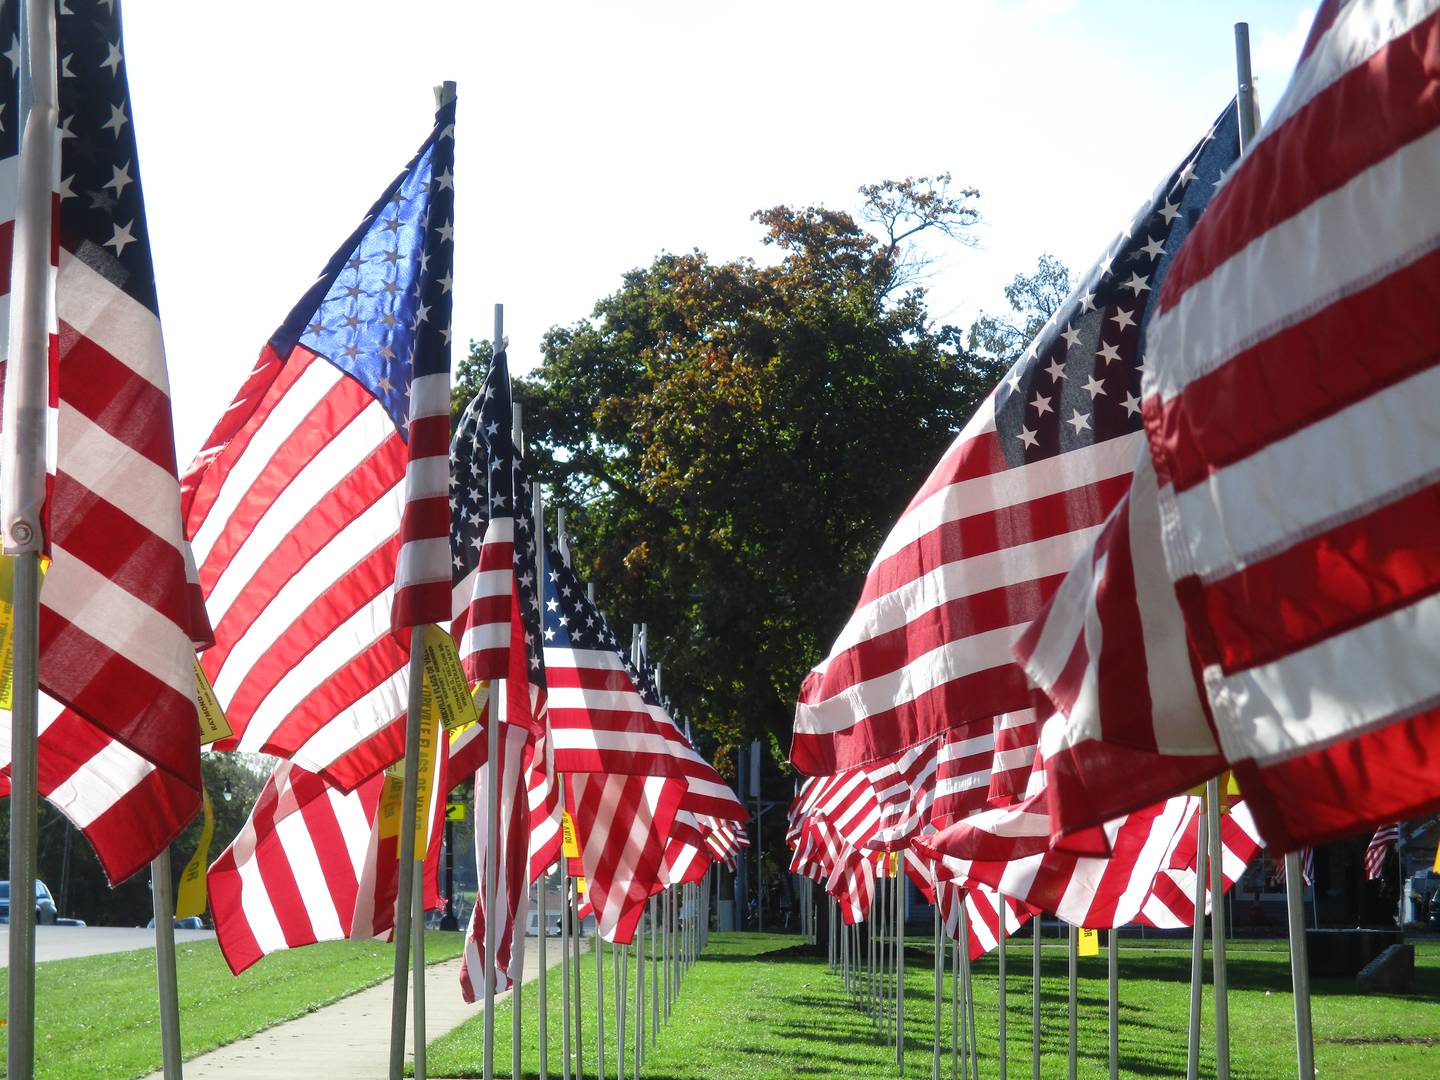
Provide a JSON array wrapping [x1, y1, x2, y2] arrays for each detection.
[[39, 0, 162, 315], [450, 351, 545, 687], [993, 102, 1241, 467], [540, 539, 627, 658], [275, 98, 457, 439]]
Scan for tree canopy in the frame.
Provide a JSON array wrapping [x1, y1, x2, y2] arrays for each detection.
[[454, 181, 1068, 769]]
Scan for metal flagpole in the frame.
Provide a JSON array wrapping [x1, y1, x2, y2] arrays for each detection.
[[635, 903, 645, 1074], [512, 915, 523, 1080], [952, 936, 963, 1080], [896, 877, 905, 1071], [616, 943, 627, 1080], [1187, 796, 1208, 1080], [998, 922, 1007, 1078], [1031, 917, 1042, 1080], [1207, 778, 1231, 1080], [5, 0, 55, 1068], [932, 903, 943, 1080], [150, 852, 183, 1079], [413, 870, 427, 1080], [596, 920, 606, 1080], [967, 910, 979, 1077], [1284, 852, 1316, 1080], [1108, 929, 1119, 1080], [1067, 924, 1078, 1080], [650, 895, 659, 1045], [663, 888, 671, 1021], [561, 848, 572, 1080], [389, 618, 428, 1080], [540, 872, 549, 1080], [480, 303, 506, 1080], [573, 879, 585, 1080]]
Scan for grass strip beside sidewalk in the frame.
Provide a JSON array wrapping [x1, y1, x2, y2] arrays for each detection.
[[425, 931, 1440, 1079], [2, 930, 465, 1079]]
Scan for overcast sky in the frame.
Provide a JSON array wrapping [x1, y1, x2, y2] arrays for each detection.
[[118, 0, 1315, 463]]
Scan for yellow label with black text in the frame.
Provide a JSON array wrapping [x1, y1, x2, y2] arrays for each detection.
[[1077, 927, 1100, 957], [562, 810, 581, 858], [377, 774, 406, 840], [419, 624, 479, 731], [194, 658, 233, 744], [175, 788, 216, 919], [0, 555, 47, 710]]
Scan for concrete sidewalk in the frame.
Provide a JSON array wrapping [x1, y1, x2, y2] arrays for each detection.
[[150, 939, 573, 1080]]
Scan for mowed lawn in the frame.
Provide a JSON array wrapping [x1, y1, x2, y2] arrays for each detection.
[[1, 931, 465, 1079], [426, 931, 1440, 1079]]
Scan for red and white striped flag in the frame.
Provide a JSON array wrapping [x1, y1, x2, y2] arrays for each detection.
[[208, 758, 446, 975], [931, 726, 998, 825], [1365, 824, 1400, 881], [1020, 0, 1440, 852], [904, 851, 1037, 959], [866, 738, 940, 849], [182, 98, 458, 788], [0, 2, 214, 884], [1135, 800, 1265, 930], [790, 103, 1241, 777]]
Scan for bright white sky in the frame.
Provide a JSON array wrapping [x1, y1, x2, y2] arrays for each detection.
[[119, 0, 1315, 464]]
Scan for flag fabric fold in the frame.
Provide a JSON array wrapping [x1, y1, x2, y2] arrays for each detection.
[[0, 0, 212, 883], [791, 99, 1241, 776], [181, 95, 457, 788]]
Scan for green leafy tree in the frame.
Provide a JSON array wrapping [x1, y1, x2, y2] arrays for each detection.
[[966, 253, 1073, 367], [454, 179, 1002, 769]]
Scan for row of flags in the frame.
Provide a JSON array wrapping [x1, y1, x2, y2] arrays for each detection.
[[789, 0, 1440, 952], [0, 0, 746, 1012]]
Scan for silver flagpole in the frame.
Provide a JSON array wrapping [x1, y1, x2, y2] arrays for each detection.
[[561, 848, 572, 1080], [1067, 925, 1078, 1080], [540, 873, 549, 1080], [635, 904, 645, 1074], [1031, 917, 1041, 1080], [932, 903, 943, 1080], [1187, 796, 1208, 1080], [998, 922, 1007, 1078], [1283, 852, 1315, 1080], [896, 878, 905, 1071], [650, 895, 659, 1045], [967, 910, 979, 1077], [1108, 929, 1119, 1080], [596, 921, 606, 1080], [4, 1, 56, 1070], [480, 303, 506, 1080], [413, 870, 427, 1080], [663, 888, 671, 1021], [390, 616, 427, 1080], [1207, 779, 1231, 1080], [150, 851, 183, 1080], [567, 881, 578, 1077], [616, 943, 627, 1080], [952, 936, 963, 1080]]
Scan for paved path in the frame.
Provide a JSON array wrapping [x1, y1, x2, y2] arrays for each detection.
[[0, 925, 215, 966], [152, 938, 573, 1080]]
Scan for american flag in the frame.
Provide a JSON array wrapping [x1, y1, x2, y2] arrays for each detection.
[[931, 725, 997, 825], [791, 101, 1240, 777], [1022, 0, 1440, 853], [448, 364, 549, 1000], [0, 0, 213, 884], [1365, 824, 1400, 881], [539, 541, 694, 778], [866, 737, 939, 849], [182, 96, 457, 788], [903, 851, 1037, 960], [208, 759, 446, 975], [1135, 800, 1265, 930]]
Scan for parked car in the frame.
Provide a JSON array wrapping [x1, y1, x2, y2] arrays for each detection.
[[0, 880, 59, 925], [146, 916, 207, 930]]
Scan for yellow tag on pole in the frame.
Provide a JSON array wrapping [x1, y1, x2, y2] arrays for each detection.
[[1433, 835, 1440, 874], [411, 679, 441, 855], [377, 773, 405, 840], [561, 810, 582, 859], [1077, 927, 1100, 957], [194, 658, 233, 744], [576, 877, 587, 894], [445, 802, 467, 822], [0, 555, 47, 710], [419, 624, 479, 731], [175, 788, 216, 920], [0, 556, 17, 710]]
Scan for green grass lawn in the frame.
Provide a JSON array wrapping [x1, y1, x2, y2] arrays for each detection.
[[425, 931, 1440, 1079], [1, 931, 464, 1079]]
